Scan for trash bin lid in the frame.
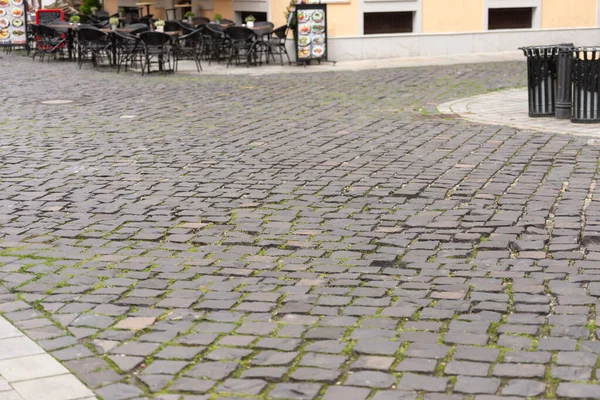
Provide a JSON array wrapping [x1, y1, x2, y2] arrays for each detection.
[[573, 46, 600, 60], [519, 45, 560, 57]]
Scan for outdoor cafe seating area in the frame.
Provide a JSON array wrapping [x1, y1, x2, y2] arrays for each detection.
[[26, 14, 292, 74]]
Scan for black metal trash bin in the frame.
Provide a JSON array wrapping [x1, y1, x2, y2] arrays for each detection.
[[571, 47, 600, 123], [556, 44, 575, 119], [520, 45, 560, 117]]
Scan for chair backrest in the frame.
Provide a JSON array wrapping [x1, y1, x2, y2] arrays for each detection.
[[94, 10, 110, 20], [127, 23, 149, 35], [205, 23, 225, 36], [225, 26, 255, 42], [164, 20, 181, 32], [140, 31, 171, 47], [272, 25, 288, 40], [114, 30, 138, 45], [78, 27, 107, 43], [178, 21, 194, 31], [79, 14, 98, 24], [192, 16, 209, 25], [254, 21, 274, 28], [176, 28, 202, 47], [39, 24, 64, 39]]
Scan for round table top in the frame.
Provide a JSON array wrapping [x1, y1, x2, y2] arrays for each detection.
[[135, 2, 153, 6]]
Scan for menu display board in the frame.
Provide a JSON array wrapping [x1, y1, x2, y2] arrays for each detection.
[[294, 4, 327, 64], [0, 0, 26, 46], [36, 9, 63, 25]]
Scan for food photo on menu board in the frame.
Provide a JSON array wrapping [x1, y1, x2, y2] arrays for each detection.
[[0, 0, 25, 45], [296, 7, 326, 61]]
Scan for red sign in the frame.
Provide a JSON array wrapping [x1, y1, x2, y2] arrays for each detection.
[[35, 9, 64, 25]]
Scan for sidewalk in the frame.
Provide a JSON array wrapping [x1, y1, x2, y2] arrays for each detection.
[[174, 50, 524, 76], [0, 317, 95, 400], [438, 88, 600, 138]]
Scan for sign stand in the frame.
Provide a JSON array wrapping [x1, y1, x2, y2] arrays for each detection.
[[0, 0, 28, 52], [293, 1, 336, 67]]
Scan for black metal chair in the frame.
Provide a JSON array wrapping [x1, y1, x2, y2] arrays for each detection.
[[178, 21, 195, 33], [94, 20, 110, 28], [225, 26, 267, 67], [38, 25, 68, 62], [172, 28, 203, 72], [204, 23, 229, 63], [125, 23, 149, 36], [29, 24, 42, 59], [268, 25, 291, 66], [93, 10, 110, 21], [114, 30, 142, 73], [164, 20, 181, 32], [139, 31, 173, 75], [77, 27, 111, 68], [79, 14, 99, 24]]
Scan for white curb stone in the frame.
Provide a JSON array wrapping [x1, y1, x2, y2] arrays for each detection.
[[0, 316, 97, 400]]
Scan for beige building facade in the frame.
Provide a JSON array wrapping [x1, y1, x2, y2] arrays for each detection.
[[103, 0, 600, 60]]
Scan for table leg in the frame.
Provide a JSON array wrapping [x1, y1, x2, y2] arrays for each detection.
[[111, 33, 117, 66], [67, 29, 73, 60]]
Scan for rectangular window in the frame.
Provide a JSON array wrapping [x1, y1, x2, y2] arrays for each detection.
[[240, 11, 267, 22], [488, 7, 533, 30], [364, 12, 413, 35]]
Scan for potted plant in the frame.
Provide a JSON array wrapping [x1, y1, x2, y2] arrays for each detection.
[[245, 14, 255, 28], [213, 13, 222, 24], [69, 15, 80, 25], [80, 0, 101, 15], [109, 16, 119, 30], [155, 19, 165, 32], [184, 11, 194, 23]]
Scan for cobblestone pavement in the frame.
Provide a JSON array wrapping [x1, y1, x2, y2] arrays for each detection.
[[3, 53, 600, 400]]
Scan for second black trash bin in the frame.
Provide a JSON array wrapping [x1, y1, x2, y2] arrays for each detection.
[[571, 47, 600, 123], [520, 45, 560, 117]]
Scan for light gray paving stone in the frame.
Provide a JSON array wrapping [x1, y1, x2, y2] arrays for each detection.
[[0, 318, 23, 340], [0, 337, 44, 361], [12, 374, 95, 400], [0, 354, 70, 382]]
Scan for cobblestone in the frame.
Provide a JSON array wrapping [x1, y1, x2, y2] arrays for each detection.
[[1, 53, 597, 399]]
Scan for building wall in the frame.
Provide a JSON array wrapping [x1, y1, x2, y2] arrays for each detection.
[[422, 0, 483, 33], [270, 0, 288, 28], [103, 0, 600, 44], [541, 0, 596, 28], [204, 0, 234, 19], [327, 1, 358, 36], [104, 0, 117, 15]]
